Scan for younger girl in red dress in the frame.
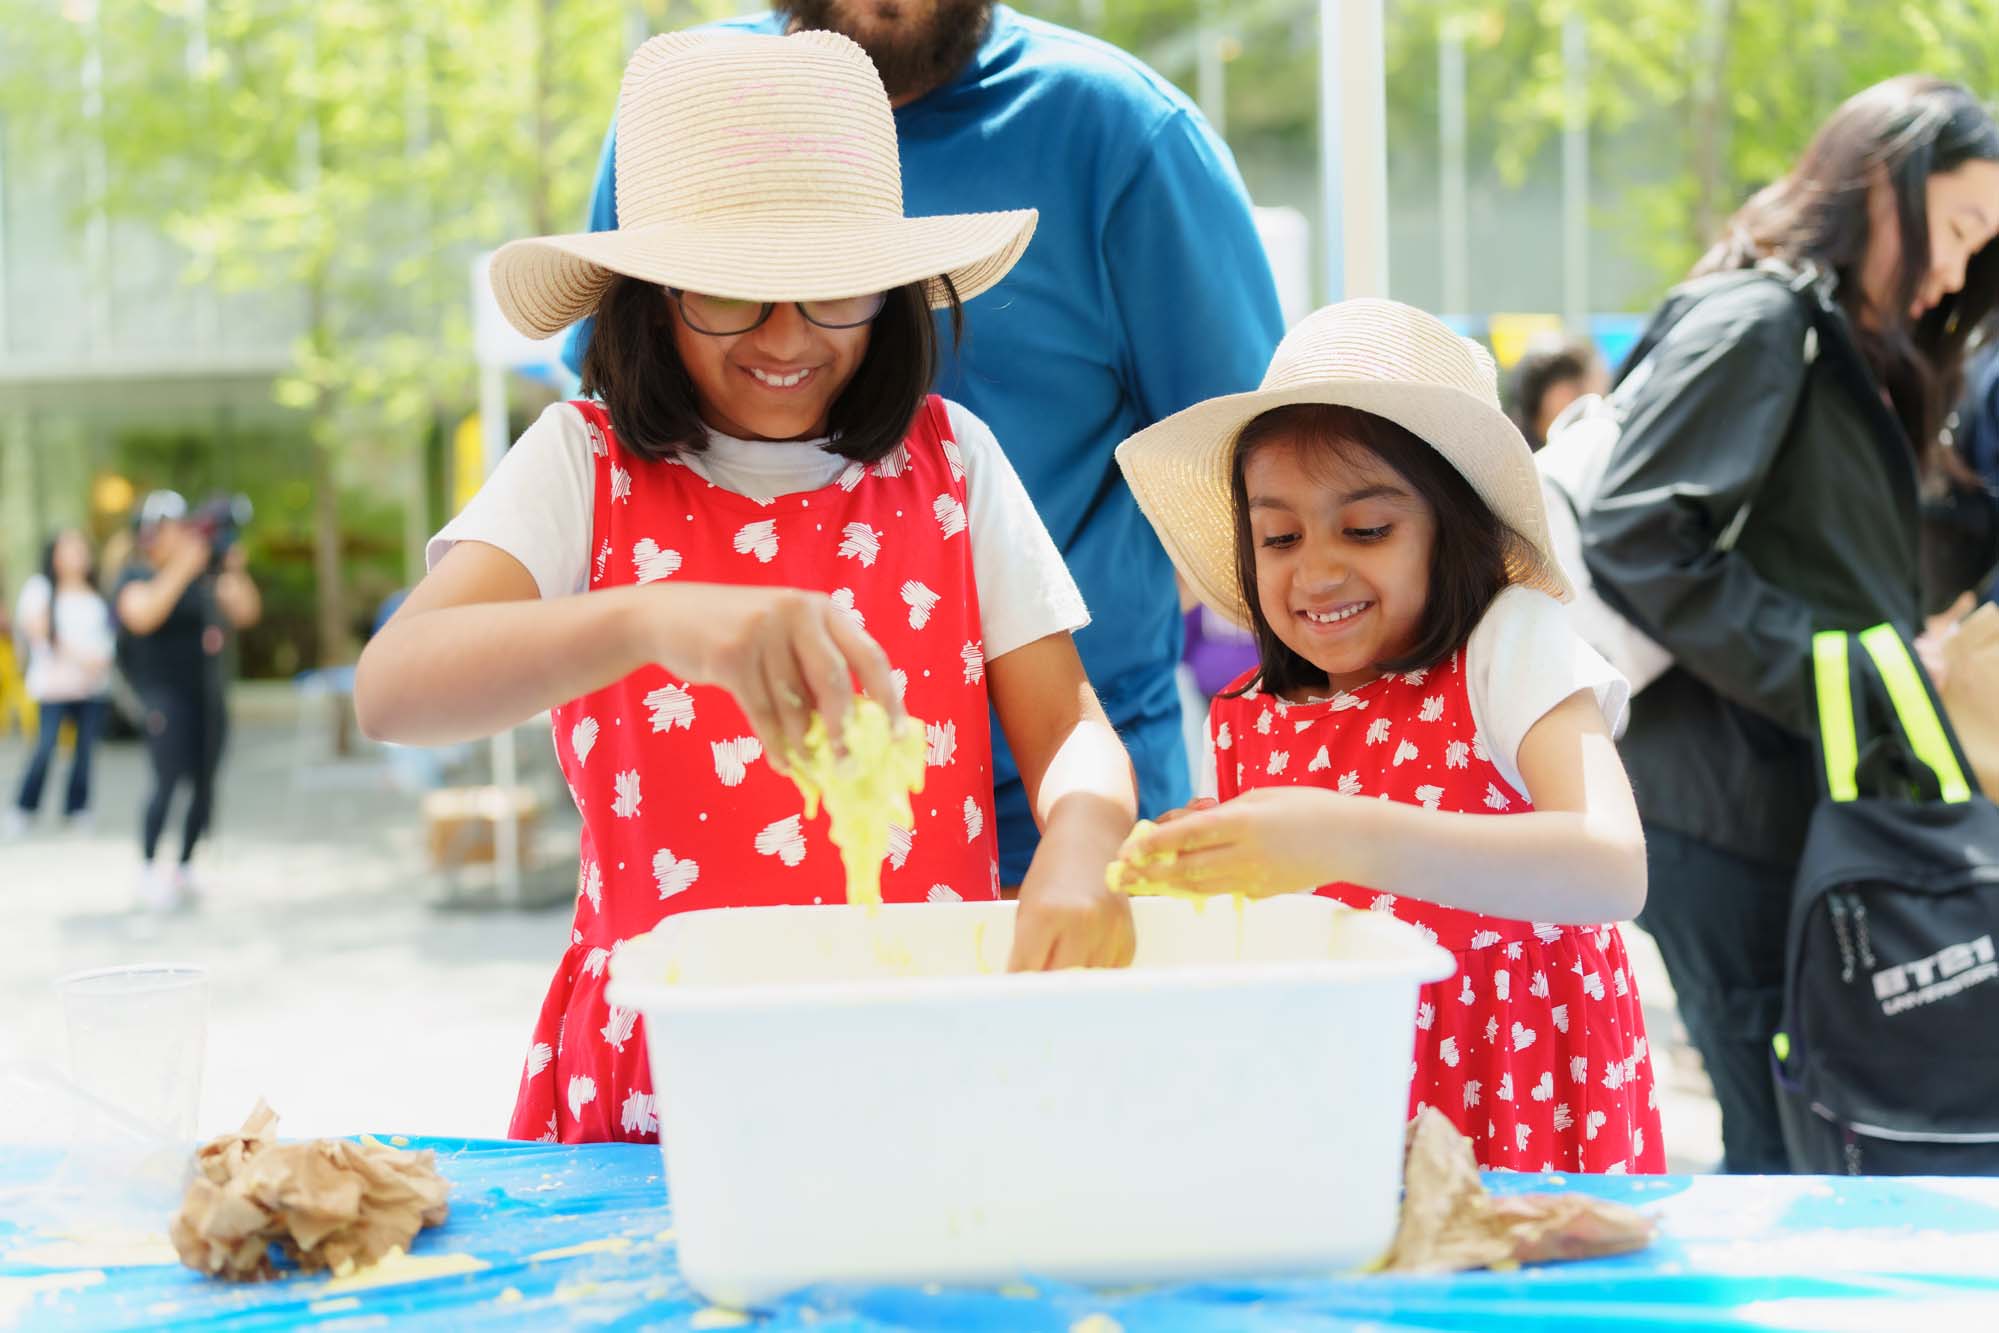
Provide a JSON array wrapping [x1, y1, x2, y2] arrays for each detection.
[[355, 31, 1138, 1142], [1114, 300, 1665, 1173]]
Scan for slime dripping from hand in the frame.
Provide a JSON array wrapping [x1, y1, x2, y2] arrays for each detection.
[[785, 697, 928, 905], [1103, 818, 1206, 900]]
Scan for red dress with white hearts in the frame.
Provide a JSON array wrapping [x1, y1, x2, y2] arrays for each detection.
[[509, 396, 1002, 1143], [1211, 648, 1666, 1173]]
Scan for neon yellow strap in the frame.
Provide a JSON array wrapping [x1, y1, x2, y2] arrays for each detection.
[[1856, 624, 1973, 805], [1813, 631, 1860, 803]]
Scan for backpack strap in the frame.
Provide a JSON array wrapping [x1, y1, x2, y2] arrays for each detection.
[[1856, 625, 1975, 804], [1812, 624, 1976, 805], [1812, 630, 1863, 803]]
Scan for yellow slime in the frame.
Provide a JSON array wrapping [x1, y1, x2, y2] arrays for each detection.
[[1103, 819, 1206, 900], [786, 698, 928, 906]]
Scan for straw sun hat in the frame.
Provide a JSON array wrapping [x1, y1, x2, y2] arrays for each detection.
[[1115, 299, 1575, 630], [489, 30, 1038, 339]]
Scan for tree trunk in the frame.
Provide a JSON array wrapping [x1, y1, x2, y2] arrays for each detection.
[[1690, 0, 1735, 251], [531, 0, 557, 237], [306, 276, 351, 669], [310, 424, 351, 668]]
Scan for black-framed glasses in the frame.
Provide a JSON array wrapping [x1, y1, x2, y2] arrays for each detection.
[[668, 289, 888, 336]]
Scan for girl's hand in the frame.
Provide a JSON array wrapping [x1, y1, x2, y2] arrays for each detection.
[[1010, 827, 1137, 971], [1151, 797, 1218, 824], [652, 583, 905, 772], [1115, 787, 1352, 899]]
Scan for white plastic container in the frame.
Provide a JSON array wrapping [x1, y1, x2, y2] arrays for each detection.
[[608, 896, 1454, 1308]]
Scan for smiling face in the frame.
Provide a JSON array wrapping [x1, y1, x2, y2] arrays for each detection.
[[669, 297, 872, 442], [1862, 158, 1999, 325], [1242, 436, 1437, 697]]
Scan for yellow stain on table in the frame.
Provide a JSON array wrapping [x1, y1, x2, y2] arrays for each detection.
[[691, 1306, 753, 1328], [309, 1297, 362, 1314], [527, 1237, 634, 1263], [1071, 1316, 1125, 1333], [5, 1231, 179, 1268], [786, 699, 927, 906], [318, 1247, 490, 1294]]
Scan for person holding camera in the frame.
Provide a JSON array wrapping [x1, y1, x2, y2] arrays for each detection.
[[115, 490, 261, 910]]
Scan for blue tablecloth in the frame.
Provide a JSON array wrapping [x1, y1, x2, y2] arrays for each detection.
[[7, 1138, 1999, 1331]]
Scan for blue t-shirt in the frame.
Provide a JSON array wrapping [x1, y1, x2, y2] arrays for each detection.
[[567, 7, 1285, 879]]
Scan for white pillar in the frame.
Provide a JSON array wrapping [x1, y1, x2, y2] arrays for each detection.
[[1197, 0, 1227, 138], [1439, 17, 1468, 317], [1561, 14, 1590, 334], [1318, 0, 1389, 301]]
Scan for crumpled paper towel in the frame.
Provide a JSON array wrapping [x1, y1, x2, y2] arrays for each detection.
[[169, 1101, 450, 1280], [1379, 1106, 1657, 1273]]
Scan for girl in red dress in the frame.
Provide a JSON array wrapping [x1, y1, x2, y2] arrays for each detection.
[[354, 31, 1138, 1142], [1114, 300, 1665, 1173]]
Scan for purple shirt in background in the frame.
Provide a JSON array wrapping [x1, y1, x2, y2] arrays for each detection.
[[1182, 606, 1259, 698]]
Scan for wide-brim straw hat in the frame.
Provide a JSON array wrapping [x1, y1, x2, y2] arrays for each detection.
[[1116, 298, 1574, 630], [490, 30, 1038, 339]]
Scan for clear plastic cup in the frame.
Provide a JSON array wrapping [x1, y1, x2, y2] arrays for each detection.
[[54, 963, 209, 1144]]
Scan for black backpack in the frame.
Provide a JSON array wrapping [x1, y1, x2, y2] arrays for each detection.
[[1773, 623, 1999, 1174]]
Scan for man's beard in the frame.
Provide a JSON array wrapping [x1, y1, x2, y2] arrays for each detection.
[[784, 0, 994, 103]]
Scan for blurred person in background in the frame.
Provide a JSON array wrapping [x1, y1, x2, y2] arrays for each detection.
[[1581, 76, 1999, 1172], [115, 491, 261, 910], [1507, 335, 1609, 449], [0, 559, 31, 740], [1929, 335, 1999, 608], [4, 530, 116, 837]]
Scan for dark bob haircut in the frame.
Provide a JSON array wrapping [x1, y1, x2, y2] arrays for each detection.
[[1227, 403, 1509, 701], [579, 275, 963, 464]]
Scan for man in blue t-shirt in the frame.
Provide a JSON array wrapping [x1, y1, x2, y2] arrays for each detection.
[[566, 2, 1285, 883]]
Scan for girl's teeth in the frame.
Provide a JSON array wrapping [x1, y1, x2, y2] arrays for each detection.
[[750, 367, 810, 388], [1306, 604, 1366, 624]]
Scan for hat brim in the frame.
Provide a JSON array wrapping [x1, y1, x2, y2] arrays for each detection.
[[1116, 379, 1576, 632], [490, 210, 1038, 339]]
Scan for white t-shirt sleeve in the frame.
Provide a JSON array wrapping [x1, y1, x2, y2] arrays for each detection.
[[947, 400, 1090, 661], [1464, 585, 1631, 801], [14, 575, 50, 637], [427, 402, 595, 598]]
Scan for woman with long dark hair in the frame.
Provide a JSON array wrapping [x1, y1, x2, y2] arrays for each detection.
[[1582, 76, 1999, 1172], [5, 530, 116, 835]]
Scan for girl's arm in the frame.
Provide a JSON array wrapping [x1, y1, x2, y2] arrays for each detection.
[[988, 631, 1139, 970], [1123, 688, 1646, 924], [354, 539, 902, 764]]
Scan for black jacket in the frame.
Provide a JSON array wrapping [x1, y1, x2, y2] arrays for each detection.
[[1580, 267, 1926, 867]]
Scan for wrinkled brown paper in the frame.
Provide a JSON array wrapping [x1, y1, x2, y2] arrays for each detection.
[[169, 1101, 450, 1281], [1378, 1107, 1657, 1274]]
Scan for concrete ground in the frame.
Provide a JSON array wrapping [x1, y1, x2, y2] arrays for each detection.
[[0, 687, 1724, 1169]]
